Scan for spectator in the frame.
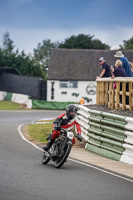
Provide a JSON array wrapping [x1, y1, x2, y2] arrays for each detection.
[[80, 97, 85, 105], [112, 60, 128, 105], [114, 51, 133, 77], [129, 62, 133, 75], [111, 60, 126, 79], [96, 57, 111, 79], [110, 65, 115, 76]]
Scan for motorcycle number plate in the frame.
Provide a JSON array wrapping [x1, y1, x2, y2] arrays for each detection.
[[67, 132, 74, 140]]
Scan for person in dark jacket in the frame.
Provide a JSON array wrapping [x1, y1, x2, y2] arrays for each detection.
[[96, 57, 111, 79], [114, 51, 133, 77], [111, 60, 128, 104], [111, 60, 126, 78], [43, 104, 82, 151]]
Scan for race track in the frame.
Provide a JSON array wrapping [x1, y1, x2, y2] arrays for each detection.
[[0, 110, 133, 200]]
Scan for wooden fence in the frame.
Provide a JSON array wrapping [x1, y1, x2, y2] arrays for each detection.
[[96, 77, 133, 111]]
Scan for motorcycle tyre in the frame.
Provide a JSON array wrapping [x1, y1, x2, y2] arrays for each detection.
[[41, 153, 50, 165], [54, 143, 72, 168]]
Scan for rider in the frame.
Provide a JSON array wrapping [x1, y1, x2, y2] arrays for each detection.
[[43, 104, 82, 151]]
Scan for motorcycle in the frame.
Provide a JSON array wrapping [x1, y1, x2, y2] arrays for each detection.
[[41, 129, 79, 168]]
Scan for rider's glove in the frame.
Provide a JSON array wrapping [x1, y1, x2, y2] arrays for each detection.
[[76, 133, 82, 141], [54, 124, 61, 131]]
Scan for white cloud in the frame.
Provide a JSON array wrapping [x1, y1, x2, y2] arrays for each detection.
[[0, 26, 133, 54]]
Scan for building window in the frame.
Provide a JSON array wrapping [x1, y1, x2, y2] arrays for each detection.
[[59, 81, 78, 88]]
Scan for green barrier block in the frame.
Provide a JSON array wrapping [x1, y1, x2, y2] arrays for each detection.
[[88, 121, 101, 129], [100, 144, 123, 155], [32, 100, 77, 110], [85, 143, 121, 161], [88, 133, 101, 141], [89, 109, 102, 116], [101, 112, 127, 127], [88, 116, 101, 123], [101, 125, 126, 142], [87, 139, 101, 147], [101, 112, 126, 122], [99, 137, 123, 147], [89, 110, 102, 121], [101, 119, 126, 129], [101, 131, 125, 142], [5, 93, 13, 101], [88, 127, 102, 135]]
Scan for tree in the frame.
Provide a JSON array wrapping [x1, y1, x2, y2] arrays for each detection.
[[59, 34, 110, 49], [33, 39, 59, 69], [0, 32, 46, 79], [120, 36, 133, 49], [2, 32, 15, 54]]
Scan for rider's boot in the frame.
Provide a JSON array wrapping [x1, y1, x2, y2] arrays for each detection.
[[43, 138, 54, 151]]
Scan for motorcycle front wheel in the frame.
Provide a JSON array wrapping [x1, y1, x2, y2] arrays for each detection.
[[54, 143, 72, 168], [41, 152, 50, 165]]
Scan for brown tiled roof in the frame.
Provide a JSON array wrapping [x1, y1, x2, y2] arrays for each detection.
[[48, 49, 133, 81]]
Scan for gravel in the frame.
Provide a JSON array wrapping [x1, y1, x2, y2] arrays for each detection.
[[86, 104, 133, 118]]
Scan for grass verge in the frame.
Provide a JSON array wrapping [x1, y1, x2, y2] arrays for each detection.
[[0, 101, 27, 110], [26, 120, 85, 148], [27, 121, 54, 143]]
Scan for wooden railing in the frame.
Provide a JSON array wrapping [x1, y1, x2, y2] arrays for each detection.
[[96, 77, 133, 111]]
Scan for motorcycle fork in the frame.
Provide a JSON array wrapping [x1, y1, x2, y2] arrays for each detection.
[[59, 137, 67, 156]]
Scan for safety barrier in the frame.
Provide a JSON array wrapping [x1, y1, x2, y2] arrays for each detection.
[[0, 91, 76, 110], [0, 91, 29, 105], [77, 105, 133, 165]]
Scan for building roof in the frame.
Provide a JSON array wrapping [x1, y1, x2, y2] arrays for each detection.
[[48, 49, 133, 81]]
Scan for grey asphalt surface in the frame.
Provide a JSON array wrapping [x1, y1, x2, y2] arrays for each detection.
[[0, 110, 133, 200]]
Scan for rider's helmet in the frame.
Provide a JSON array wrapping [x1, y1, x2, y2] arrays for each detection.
[[66, 104, 77, 120]]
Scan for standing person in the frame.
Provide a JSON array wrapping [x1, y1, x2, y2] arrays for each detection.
[[129, 62, 133, 75], [114, 51, 133, 77], [96, 57, 111, 79], [80, 97, 85, 105]]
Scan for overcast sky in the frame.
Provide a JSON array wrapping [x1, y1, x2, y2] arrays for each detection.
[[0, 0, 133, 54]]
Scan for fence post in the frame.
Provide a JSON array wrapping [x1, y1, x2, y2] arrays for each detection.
[[108, 82, 113, 108], [96, 82, 100, 105], [111, 82, 115, 109], [129, 82, 132, 111], [116, 82, 120, 109], [101, 82, 105, 105], [105, 82, 108, 106], [122, 82, 126, 110]]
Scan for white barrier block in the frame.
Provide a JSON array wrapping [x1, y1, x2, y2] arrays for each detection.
[[125, 117, 133, 131], [26, 99, 32, 109], [124, 131, 133, 145], [122, 144, 133, 158], [120, 155, 133, 165], [12, 93, 29, 104], [76, 118, 90, 130], [81, 129, 89, 141], [0, 91, 7, 100], [77, 105, 90, 119], [77, 115, 89, 124]]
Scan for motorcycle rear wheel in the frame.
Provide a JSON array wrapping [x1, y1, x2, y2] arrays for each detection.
[[41, 153, 50, 165], [54, 143, 72, 168]]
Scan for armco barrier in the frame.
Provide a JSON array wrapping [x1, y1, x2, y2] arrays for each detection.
[[77, 105, 133, 165]]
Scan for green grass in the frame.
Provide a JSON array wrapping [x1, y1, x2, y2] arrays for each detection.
[[28, 121, 54, 143], [0, 101, 26, 110]]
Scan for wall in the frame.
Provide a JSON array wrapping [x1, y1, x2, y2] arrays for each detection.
[[47, 80, 97, 104], [1, 73, 47, 100]]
